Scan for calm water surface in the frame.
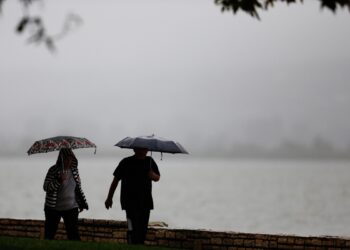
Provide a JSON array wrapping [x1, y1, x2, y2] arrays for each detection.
[[1, 155, 350, 237]]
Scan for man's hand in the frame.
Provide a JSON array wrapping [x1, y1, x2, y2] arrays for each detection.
[[105, 198, 113, 209], [149, 168, 160, 182], [105, 177, 119, 210]]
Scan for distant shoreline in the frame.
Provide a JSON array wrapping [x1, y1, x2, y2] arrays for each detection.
[[1, 152, 349, 161]]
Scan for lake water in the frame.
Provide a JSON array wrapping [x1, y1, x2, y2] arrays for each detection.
[[1, 155, 350, 237]]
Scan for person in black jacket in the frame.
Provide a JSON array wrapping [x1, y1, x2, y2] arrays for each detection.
[[105, 148, 160, 244], [43, 148, 88, 240]]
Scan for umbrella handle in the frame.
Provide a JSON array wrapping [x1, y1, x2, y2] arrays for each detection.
[[61, 155, 64, 173]]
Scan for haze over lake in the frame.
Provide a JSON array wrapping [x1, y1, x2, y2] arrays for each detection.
[[1, 156, 350, 237]]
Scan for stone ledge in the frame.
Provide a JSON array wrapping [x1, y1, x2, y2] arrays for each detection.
[[0, 218, 349, 250]]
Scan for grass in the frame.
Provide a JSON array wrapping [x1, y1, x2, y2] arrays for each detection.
[[0, 236, 174, 250]]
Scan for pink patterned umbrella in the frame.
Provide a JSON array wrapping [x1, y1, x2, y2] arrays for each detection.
[[27, 136, 97, 155]]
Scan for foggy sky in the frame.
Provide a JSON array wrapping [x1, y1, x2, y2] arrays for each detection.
[[1, 0, 350, 156]]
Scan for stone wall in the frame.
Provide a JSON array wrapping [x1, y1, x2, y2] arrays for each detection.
[[1, 218, 350, 249]]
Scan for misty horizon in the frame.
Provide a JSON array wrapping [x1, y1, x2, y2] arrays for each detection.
[[1, 0, 350, 160], [1, 134, 349, 160]]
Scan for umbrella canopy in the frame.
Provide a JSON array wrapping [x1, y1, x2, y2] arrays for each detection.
[[115, 135, 188, 154], [27, 136, 97, 155]]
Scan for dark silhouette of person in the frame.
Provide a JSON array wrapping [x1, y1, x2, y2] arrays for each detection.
[[105, 148, 160, 244], [43, 148, 88, 240]]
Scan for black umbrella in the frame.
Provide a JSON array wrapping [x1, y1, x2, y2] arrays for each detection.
[[115, 134, 188, 154]]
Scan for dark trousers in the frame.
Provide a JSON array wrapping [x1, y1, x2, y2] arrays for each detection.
[[44, 207, 80, 240], [126, 208, 150, 244]]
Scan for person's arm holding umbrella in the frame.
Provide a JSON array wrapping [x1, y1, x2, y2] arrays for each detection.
[[43, 166, 61, 193], [148, 157, 160, 182], [149, 169, 160, 182], [105, 177, 119, 209]]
